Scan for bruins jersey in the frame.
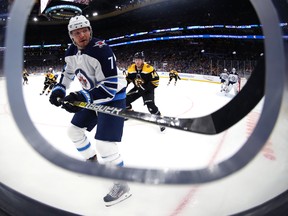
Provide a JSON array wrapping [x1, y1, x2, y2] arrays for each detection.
[[22, 70, 29, 78], [169, 70, 179, 78], [126, 62, 159, 90], [44, 73, 57, 85]]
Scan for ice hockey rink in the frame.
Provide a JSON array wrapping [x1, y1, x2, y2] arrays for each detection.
[[1, 72, 288, 216], [1, 0, 288, 215]]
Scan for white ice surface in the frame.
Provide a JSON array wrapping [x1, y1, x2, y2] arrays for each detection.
[[1, 75, 288, 216]]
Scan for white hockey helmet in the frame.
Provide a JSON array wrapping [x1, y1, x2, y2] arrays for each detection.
[[224, 68, 227, 72], [232, 68, 236, 73], [68, 15, 92, 42]]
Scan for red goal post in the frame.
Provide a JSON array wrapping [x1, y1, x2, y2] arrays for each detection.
[[239, 76, 248, 92]]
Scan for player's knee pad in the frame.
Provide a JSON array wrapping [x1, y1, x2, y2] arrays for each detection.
[[67, 124, 87, 142], [67, 124, 95, 159], [95, 140, 123, 166], [225, 84, 233, 93], [145, 101, 159, 115]]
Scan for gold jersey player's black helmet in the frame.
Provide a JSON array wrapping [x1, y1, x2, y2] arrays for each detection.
[[134, 51, 145, 60]]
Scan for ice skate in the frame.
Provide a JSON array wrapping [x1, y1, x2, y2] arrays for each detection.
[[104, 182, 131, 207], [160, 126, 166, 132]]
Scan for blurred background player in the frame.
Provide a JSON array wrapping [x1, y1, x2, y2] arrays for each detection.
[[49, 15, 130, 206], [167, 69, 181, 86], [225, 67, 240, 95], [22, 68, 29, 85], [40, 68, 58, 95], [219, 68, 229, 92], [126, 51, 165, 132]]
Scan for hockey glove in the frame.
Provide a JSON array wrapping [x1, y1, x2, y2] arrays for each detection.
[[61, 90, 92, 113], [49, 83, 66, 107]]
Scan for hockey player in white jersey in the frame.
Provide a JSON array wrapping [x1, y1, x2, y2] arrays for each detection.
[[225, 68, 240, 95], [219, 68, 229, 92], [49, 15, 131, 206]]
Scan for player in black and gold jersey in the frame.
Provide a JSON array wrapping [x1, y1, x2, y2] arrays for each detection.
[[126, 52, 165, 132], [40, 68, 58, 96], [22, 68, 29, 85], [167, 69, 181, 86]]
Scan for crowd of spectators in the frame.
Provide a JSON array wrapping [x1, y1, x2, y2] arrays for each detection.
[[113, 39, 262, 75], [0, 0, 286, 79], [24, 0, 261, 45], [91, 0, 262, 44], [21, 38, 262, 78], [0, 0, 265, 77]]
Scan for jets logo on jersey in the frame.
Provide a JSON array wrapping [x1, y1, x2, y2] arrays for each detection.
[[76, 70, 92, 90], [228, 74, 239, 83], [93, 40, 106, 48]]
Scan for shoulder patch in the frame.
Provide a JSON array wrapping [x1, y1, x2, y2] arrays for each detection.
[[93, 40, 107, 48], [128, 64, 136, 73], [142, 63, 154, 73]]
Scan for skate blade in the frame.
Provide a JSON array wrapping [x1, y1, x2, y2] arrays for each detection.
[[105, 192, 132, 207], [159, 126, 166, 132]]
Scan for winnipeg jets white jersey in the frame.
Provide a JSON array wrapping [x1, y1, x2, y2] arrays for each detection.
[[59, 38, 127, 104], [228, 73, 239, 84], [219, 72, 229, 82]]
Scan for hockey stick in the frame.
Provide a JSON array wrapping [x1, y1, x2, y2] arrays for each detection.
[[64, 58, 264, 134], [64, 100, 218, 134]]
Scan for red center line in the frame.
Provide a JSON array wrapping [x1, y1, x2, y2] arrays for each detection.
[[169, 109, 269, 215], [169, 131, 229, 216]]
